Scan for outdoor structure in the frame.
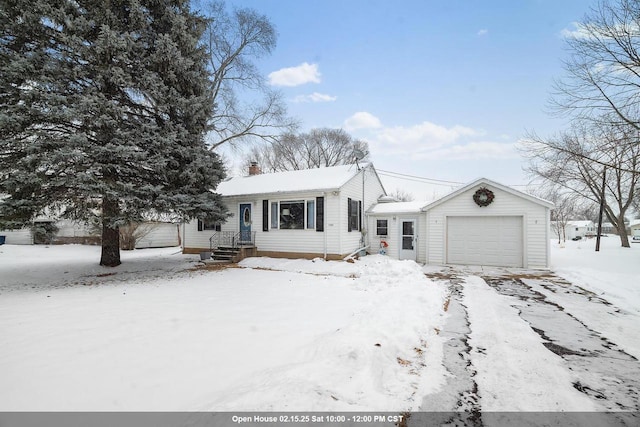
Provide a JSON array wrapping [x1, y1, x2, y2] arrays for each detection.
[[630, 219, 640, 237], [0, 220, 180, 248], [182, 164, 385, 260], [550, 220, 596, 240], [184, 167, 554, 269], [367, 177, 553, 269]]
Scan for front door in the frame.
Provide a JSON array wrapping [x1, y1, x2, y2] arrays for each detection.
[[399, 219, 417, 260], [239, 203, 252, 244]]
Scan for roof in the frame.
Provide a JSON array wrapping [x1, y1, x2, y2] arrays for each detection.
[[629, 219, 640, 227], [422, 177, 555, 211], [216, 164, 363, 197], [368, 200, 431, 214], [567, 220, 595, 227]]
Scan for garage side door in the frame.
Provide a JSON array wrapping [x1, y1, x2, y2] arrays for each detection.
[[447, 216, 523, 267]]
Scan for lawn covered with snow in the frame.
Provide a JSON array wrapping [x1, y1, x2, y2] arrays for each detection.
[[0, 245, 446, 411], [1, 237, 637, 413]]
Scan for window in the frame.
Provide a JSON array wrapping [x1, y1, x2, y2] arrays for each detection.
[[198, 219, 221, 232], [348, 198, 361, 232], [280, 201, 305, 229], [306, 200, 315, 229], [271, 202, 278, 229], [376, 219, 388, 236]]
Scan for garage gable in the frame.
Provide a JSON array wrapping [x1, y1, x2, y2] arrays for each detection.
[[424, 178, 553, 269]]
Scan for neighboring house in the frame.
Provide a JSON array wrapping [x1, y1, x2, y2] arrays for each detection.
[[0, 219, 180, 248], [630, 219, 640, 237], [367, 177, 553, 269], [186, 168, 553, 269], [550, 220, 596, 240], [182, 163, 385, 260]]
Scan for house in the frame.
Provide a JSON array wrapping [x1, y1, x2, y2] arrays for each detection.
[[0, 218, 180, 248], [549, 220, 596, 240], [630, 219, 640, 237], [182, 163, 385, 260], [185, 167, 554, 269], [367, 177, 553, 269]]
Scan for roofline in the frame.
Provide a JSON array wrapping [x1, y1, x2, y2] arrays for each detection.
[[216, 163, 383, 198], [220, 187, 342, 198], [421, 177, 555, 211]]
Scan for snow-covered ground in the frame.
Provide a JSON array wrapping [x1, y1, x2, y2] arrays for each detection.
[[0, 245, 446, 411], [0, 237, 637, 414]]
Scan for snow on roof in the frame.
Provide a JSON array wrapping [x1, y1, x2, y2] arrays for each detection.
[[629, 219, 640, 227], [216, 164, 362, 197], [567, 220, 595, 227], [368, 200, 430, 214]]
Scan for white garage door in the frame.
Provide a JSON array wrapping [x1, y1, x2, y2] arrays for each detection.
[[447, 216, 523, 267]]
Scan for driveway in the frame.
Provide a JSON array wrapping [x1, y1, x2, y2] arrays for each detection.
[[415, 266, 640, 426]]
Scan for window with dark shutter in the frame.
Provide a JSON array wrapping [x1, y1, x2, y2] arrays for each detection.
[[197, 219, 203, 231], [262, 200, 269, 232], [348, 198, 360, 232], [316, 197, 324, 232]]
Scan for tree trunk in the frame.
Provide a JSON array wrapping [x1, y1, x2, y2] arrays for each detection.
[[616, 216, 630, 248], [100, 197, 121, 267]]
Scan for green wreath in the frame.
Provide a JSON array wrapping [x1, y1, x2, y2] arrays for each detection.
[[473, 187, 494, 207]]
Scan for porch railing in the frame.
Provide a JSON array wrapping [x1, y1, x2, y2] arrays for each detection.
[[209, 231, 256, 251]]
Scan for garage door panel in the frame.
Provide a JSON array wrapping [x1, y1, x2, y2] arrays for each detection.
[[447, 216, 523, 267]]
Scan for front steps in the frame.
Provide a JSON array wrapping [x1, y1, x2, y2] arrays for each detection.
[[202, 246, 257, 264]]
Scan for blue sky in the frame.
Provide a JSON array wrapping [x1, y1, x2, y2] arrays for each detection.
[[223, 0, 594, 199]]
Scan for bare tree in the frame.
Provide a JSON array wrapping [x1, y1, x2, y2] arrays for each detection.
[[201, 1, 296, 150], [389, 188, 415, 202], [552, 0, 640, 129], [119, 222, 160, 251], [523, 121, 640, 247], [537, 188, 577, 244], [245, 128, 370, 172]]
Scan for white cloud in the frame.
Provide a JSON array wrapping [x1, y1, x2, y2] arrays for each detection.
[[375, 121, 481, 149], [477, 29, 488, 36], [560, 22, 589, 39], [268, 62, 321, 87], [292, 92, 337, 103], [344, 112, 383, 131], [425, 141, 517, 160]]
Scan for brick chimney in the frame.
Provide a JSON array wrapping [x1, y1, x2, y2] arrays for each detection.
[[248, 161, 261, 176]]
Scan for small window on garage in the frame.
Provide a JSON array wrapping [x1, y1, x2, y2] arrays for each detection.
[[376, 219, 388, 236]]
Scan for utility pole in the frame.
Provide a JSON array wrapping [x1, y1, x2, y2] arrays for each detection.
[[596, 166, 606, 252]]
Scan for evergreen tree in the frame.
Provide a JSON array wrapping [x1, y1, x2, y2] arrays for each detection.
[[0, 0, 228, 266]]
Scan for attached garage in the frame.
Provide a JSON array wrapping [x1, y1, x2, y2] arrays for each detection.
[[447, 216, 523, 267], [423, 178, 553, 269]]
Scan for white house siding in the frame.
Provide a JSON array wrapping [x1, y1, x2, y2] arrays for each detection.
[[182, 166, 386, 259], [183, 192, 343, 257], [339, 166, 386, 255], [367, 214, 426, 263], [136, 223, 180, 249], [0, 228, 33, 244], [425, 184, 550, 269], [56, 220, 94, 238]]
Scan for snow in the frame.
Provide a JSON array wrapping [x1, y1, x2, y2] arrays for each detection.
[[1, 236, 637, 413], [0, 246, 447, 411], [367, 201, 428, 214], [462, 275, 597, 411], [216, 164, 361, 196]]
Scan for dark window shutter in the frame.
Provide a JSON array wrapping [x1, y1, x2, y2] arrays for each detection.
[[197, 219, 203, 231], [316, 196, 324, 232], [262, 200, 269, 232], [348, 198, 352, 232], [358, 200, 362, 231]]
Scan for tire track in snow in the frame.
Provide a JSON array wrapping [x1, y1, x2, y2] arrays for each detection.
[[419, 270, 483, 426], [481, 273, 640, 414]]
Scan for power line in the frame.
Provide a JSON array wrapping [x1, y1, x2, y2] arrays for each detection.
[[377, 168, 541, 189], [377, 169, 464, 186]]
